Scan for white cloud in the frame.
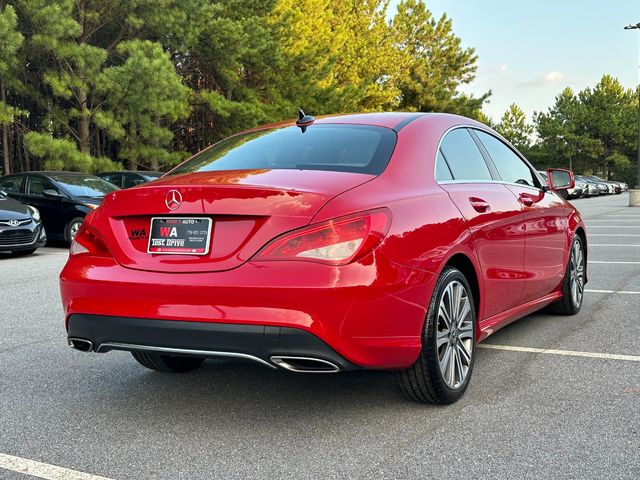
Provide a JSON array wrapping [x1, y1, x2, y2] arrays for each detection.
[[500, 64, 508, 72], [544, 71, 564, 82]]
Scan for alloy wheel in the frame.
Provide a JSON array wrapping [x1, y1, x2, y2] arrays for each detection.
[[569, 240, 585, 308], [70, 221, 81, 241], [436, 280, 474, 389]]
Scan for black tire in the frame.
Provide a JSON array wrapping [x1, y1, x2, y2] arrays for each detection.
[[131, 351, 205, 372], [11, 248, 37, 256], [397, 266, 477, 404], [65, 217, 85, 243], [549, 235, 585, 315]]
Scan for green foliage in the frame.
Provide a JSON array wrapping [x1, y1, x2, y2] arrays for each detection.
[[3, 0, 490, 172], [534, 76, 637, 184], [95, 40, 190, 170], [391, 0, 488, 117], [496, 103, 533, 153], [0, 3, 25, 124], [24, 131, 119, 172]]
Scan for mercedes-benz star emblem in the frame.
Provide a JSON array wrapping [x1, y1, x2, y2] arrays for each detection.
[[165, 190, 183, 210], [8, 220, 19, 227]]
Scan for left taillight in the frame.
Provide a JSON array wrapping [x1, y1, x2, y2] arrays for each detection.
[[254, 209, 391, 265], [69, 214, 111, 257]]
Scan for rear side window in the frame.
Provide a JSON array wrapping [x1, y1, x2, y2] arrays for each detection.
[[474, 130, 537, 188], [436, 151, 453, 181], [170, 125, 397, 176], [439, 129, 492, 181]]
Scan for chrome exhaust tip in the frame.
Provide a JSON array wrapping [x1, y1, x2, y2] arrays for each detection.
[[270, 356, 340, 373], [68, 338, 94, 353]]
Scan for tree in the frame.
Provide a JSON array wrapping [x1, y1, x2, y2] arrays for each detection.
[[391, 0, 489, 118], [95, 40, 190, 170], [0, 2, 24, 174], [534, 77, 636, 184], [495, 103, 533, 153]]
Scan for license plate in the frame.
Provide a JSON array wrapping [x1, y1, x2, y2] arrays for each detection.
[[147, 217, 212, 255]]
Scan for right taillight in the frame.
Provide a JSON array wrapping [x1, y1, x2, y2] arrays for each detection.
[[254, 209, 391, 265], [69, 215, 111, 257]]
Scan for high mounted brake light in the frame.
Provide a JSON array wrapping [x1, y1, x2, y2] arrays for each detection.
[[255, 209, 391, 265]]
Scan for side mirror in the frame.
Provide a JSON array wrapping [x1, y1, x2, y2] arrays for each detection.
[[546, 168, 574, 191], [42, 188, 63, 198]]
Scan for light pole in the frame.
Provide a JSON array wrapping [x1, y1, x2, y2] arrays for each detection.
[[625, 22, 640, 206]]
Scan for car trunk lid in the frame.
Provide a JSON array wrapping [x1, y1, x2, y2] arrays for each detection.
[[91, 169, 373, 272]]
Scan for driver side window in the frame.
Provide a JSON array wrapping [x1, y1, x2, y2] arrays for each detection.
[[474, 130, 538, 188]]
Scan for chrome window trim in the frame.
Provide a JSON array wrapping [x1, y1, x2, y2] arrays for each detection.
[[433, 124, 545, 191]]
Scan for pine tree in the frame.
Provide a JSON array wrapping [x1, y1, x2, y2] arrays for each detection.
[[0, 2, 24, 174], [496, 104, 533, 153]]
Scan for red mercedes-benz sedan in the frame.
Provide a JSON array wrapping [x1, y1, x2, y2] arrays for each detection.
[[60, 112, 587, 404]]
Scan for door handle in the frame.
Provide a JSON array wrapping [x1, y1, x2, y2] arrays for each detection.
[[468, 197, 490, 213], [518, 193, 535, 207]]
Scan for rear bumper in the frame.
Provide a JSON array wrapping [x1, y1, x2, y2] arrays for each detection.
[[67, 314, 359, 371], [60, 252, 435, 369]]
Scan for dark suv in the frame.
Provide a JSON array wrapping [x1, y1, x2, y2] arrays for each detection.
[[0, 172, 119, 242]]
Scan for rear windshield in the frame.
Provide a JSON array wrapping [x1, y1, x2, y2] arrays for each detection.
[[169, 125, 397, 176], [49, 174, 119, 198]]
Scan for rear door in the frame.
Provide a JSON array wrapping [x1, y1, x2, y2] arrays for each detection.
[[472, 129, 569, 303], [437, 128, 526, 319]]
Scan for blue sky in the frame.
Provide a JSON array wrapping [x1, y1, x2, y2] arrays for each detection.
[[388, 0, 639, 122]]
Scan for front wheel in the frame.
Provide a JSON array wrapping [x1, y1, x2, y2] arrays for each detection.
[[549, 235, 585, 315], [65, 217, 84, 243], [397, 266, 477, 404], [131, 351, 205, 372]]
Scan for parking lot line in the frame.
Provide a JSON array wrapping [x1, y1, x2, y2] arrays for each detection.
[[588, 244, 640, 247], [0, 453, 112, 480], [585, 288, 640, 295], [588, 234, 640, 236], [479, 344, 640, 362], [588, 260, 640, 264]]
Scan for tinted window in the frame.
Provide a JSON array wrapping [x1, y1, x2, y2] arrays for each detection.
[[475, 130, 537, 187], [0, 176, 22, 193], [170, 125, 397, 176], [27, 176, 57, 197], [141, 172, 162, 180], [436, 150, 453, 181], [439, 129, 492, 181], [123, 174, 146, 188], [100, 173, 122, 187], [48, 174, 119, 198]]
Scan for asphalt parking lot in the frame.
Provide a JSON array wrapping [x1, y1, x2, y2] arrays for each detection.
[[1, 193, 638, 480]]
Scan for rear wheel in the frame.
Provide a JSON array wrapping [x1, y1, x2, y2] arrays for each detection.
[[397, 267, 477, 404], [131, 351, 205, 372], [549, 235, 585, 315]]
